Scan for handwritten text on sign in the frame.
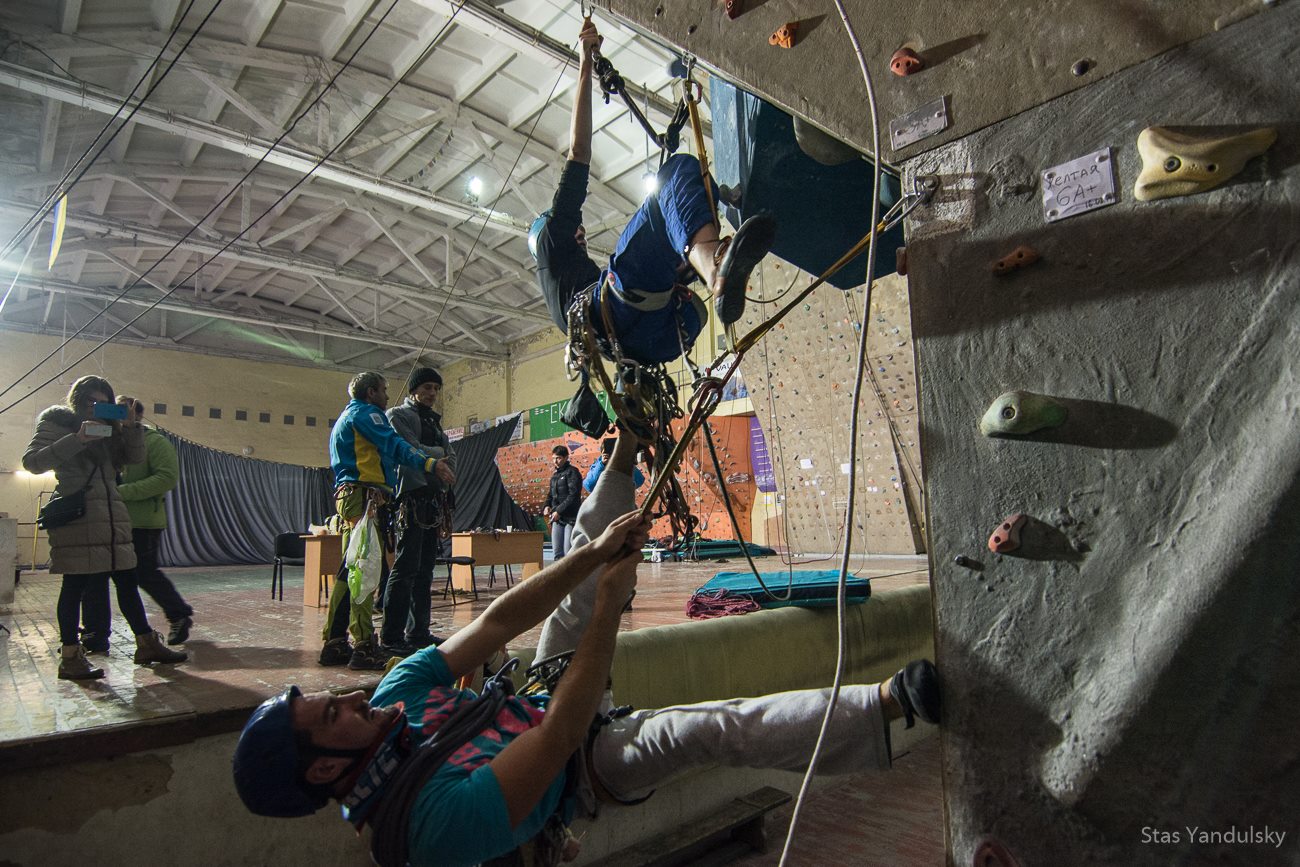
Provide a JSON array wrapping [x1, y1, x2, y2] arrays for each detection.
[[1041, 147, 1117, 222]]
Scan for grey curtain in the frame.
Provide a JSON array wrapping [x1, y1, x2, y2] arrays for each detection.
[[158, 430, 334, 567], [449, 415, 531, 533]]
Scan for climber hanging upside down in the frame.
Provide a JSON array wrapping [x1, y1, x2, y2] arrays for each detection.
[[530, 19, 776, 365]]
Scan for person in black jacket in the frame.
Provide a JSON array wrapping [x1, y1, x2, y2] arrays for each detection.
[[543, 445, 584, 558], [529, 19, 775, 366]]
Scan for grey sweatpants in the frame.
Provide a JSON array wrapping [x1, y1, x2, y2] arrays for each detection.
[[535, 467, 892, 804]]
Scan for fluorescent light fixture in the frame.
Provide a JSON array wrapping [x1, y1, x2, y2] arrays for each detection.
[[14, 469, 55, 479], [467, 176, 484, 197]]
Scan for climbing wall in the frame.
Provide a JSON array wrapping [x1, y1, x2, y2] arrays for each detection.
[[899, 9, 1300, 866], [740, 265, 925, 556], [495, 417, 756, 543]]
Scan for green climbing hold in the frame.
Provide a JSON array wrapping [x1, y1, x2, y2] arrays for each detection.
[[979, 391, 1067, 437]]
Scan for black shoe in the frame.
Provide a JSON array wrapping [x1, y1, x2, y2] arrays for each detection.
[[622, 589, 636, 613], [712, 213, 776, 325], [380, 641, 415, 658], [348, 641, 392, 671], [318, 637, 352, 667], [406, 634, 445, 650], [81, 633, 110, 655], [891, 659, 940, 729], [166, 616, 193, 645]]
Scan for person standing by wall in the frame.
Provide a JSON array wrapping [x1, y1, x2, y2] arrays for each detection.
[[23, 376, 186, 680], [383, 368, 457, 654], [543, 445, 583, 559], [82, 396, 195, 647], [584, 437, 644, 492]]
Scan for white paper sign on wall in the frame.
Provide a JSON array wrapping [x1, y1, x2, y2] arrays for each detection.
[[1041, 147, 1117, 222]]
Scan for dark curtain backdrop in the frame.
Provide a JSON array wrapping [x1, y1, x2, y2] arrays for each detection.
[[158, 430, 334, 567], [450, 415, 531, 533]]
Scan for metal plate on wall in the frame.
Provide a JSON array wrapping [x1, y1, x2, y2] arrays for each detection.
[[889, 97, 951, 151], [1041, 147, 1117, 222]]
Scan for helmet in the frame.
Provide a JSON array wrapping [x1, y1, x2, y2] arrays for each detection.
[[527, 210, 552, 260], [231, 686, 327, 818]]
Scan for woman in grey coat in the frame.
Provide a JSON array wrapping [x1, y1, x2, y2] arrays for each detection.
[[23, 375, 186, 680]]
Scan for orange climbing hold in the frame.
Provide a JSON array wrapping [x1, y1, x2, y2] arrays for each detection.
[[992, 245, 1040, 276], [769, 21, 798, 48], [890, 47, 923, 76], [988, 513, 1027, 554]]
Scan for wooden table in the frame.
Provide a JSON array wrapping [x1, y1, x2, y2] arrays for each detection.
[[301, 533, 342, 608], [450, 531, 543, 592]]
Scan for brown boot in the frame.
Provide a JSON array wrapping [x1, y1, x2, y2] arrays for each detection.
[[59, 644, 105, 680], [134, 631, 188, 665]]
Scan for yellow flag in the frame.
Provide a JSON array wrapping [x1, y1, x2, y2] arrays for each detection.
[[48, 194, 67, 270]]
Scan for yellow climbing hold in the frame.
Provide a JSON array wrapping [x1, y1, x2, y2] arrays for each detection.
[[1134, 126, 1276, 202]]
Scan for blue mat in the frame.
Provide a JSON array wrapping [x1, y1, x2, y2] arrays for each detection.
[[697, 570, 871, 609]]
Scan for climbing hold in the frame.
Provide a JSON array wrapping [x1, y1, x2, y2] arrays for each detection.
[[667, 57, 689, 79], [991, 245, 1040, 276], [890, 47, 923, 76], [1134, 126, 1276, 201], [987, 513, 1027, 554], [725, 0, 743, 20], [769, 21, 798, 48], [895, 246, 908, 275], [979, 391, 1067, 437]]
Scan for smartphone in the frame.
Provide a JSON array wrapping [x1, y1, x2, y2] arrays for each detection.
[[93, 401, 128, 420], [84, 423, 114, 438]]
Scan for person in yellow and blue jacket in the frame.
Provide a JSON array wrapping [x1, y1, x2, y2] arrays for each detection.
[[321, 371, 441, 672]]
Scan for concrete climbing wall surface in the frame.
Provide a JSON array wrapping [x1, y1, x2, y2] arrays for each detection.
[[603, 0, 1247, 162], [901, 7, 1300, 865], [495, 417, 755, 543], [740, 266, 925, 556]]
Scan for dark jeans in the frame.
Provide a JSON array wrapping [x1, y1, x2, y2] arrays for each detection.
[[381, 499, 441, 646], [131, 528, 193, 621], [66, 570, 151, 645]]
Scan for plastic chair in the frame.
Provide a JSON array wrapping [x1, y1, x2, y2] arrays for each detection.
[[271, 532, 307, 601], [437, 556, 478, 604]]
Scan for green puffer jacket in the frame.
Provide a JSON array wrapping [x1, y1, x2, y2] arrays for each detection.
[[23, 406, 145, 575], [118, 428, 179, 529]]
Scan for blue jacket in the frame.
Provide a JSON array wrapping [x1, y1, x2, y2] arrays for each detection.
[[583, 457, 644, 492], [330, 399, 431, 491]]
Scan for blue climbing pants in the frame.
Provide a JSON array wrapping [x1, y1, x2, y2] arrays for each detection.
[[593, 154, 717, 364]]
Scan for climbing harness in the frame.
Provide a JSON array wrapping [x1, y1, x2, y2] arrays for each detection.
[[368, 656, 595, 867]]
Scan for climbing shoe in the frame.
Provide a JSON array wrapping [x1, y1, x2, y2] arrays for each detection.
[[318, 637, 352, 667], [59, 645, 105, 681], [167, 615, 193, 645], [712, 213, 776, 325], [348, 641, 391, 671], [134, 631, 188, 665], [891, 659, 940, 729]]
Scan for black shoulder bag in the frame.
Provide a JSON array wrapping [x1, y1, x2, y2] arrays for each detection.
[[37, 465, 99, 530]]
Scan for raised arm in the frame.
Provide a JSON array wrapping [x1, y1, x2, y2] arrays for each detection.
[[568, 18, 601, 164], [436, 510, 649, 680], [488, 547, 640, 826]]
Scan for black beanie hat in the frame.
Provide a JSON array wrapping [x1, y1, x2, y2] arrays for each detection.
[[407, 367, 443, 394]]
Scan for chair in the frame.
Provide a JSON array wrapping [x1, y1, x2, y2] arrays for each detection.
[[437, 556, 478, 605], [271, 532, 307, 601], [487, 563, 514, 590]]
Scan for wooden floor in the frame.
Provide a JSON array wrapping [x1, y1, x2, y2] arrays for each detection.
[[0, 553, 929, 746]]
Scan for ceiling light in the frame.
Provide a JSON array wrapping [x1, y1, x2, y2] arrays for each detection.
[[642, 172, 659, 196], [467, 176, 484, 197]]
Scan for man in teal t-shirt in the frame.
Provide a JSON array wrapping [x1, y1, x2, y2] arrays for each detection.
[[232, 434, 940, 865]]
